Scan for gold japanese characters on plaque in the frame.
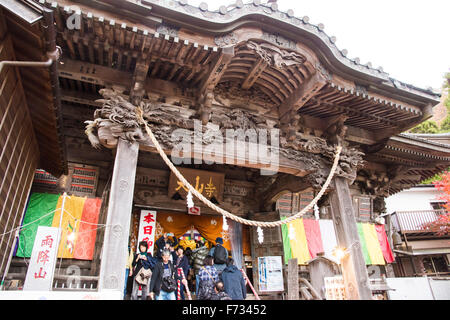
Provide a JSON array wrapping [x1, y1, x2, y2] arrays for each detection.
[[168, 167, 225, 202]]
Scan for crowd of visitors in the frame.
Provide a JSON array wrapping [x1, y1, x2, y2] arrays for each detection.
[[127, 234, 247, 301]]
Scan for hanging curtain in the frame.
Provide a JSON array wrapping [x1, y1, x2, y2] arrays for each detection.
[[229, 220, 243, 269], [156, 212, 231, 251], [16, 193, 101, 260], [362, 223, 385, 265], [303, 219, 324, 259], [375, 224, 395, 263]]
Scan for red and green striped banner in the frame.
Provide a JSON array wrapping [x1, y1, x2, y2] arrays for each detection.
[[16, 193, 102, 260], [281, 219, 394, 265]]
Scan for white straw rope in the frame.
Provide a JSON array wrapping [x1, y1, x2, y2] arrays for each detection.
[[136, 108, 342, 228]]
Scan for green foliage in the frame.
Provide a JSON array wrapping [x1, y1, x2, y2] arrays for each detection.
[[420, 172, 445, 185], [409, 120, 439, 134], [444, 72, 450, 111], [409, 71, 449, 134], [440, 114, 450, 132]]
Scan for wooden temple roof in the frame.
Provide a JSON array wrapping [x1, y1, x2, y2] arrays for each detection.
[[4, 0, 448, 192], [1, 2, 67, 177]]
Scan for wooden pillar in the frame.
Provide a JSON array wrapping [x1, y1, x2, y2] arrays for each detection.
[[329, 177, 373, 300], [287, 258, 299, 300], [98, 138, 139, 296]]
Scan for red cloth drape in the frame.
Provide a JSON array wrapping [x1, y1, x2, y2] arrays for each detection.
[[73, 198, 102, 260], [303, 219, 324, 259], [375, 224, 395, 263]]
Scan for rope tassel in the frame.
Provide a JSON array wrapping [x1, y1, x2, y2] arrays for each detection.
[[223, 215, 229, 231], [186, 190, 194, 208], [257, 227, 264, 244]]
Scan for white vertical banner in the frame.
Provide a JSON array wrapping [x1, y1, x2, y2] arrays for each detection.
[[136, 210, 157, 254], [319, 219, 338, 257], [23, 226, 60, 291]]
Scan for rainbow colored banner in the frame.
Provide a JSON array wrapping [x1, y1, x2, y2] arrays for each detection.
[[16, 193, 102, 260], [281, 219, 394, 265]]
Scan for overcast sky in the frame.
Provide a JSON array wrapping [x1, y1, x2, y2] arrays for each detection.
[[187, 0, 449, 91]]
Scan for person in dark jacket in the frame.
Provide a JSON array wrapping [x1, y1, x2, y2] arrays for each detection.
[[149, 250, 186, 300], [208, 237, 228, 276], [211, 281, 232, 300], [131, 241, 156, 300], [173, 246, 190, 300], [155, 233, 178, 260], [221, 258, 246, 300]]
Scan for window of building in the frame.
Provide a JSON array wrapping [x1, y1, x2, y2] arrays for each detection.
[[422, 256, 449, 275], [353, 196, 372, 221], [430, 202, 446, 212]]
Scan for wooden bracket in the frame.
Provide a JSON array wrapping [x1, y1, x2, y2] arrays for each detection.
[[196, 46, 234, 124], [278, 70, 328, 121], [130, 57, 151, 105], [241, 57, 269, 90]]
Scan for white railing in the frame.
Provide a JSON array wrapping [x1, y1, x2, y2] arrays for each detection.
[[392, 209, 446, 233]]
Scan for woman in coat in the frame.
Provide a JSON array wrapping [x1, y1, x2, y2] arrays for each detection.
[[174, 246, 190, 300]]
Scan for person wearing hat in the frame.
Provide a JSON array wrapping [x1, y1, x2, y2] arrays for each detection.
[[208, 237, 228, 276]]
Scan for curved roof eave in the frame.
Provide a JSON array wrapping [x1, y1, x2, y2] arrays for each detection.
[[142, 0, 440, 107]]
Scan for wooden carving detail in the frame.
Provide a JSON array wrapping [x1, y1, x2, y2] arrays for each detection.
[[355, 169, 391, 196], [355, 165, 419, 197], [214, 32, 238, 47], [324, 146, 365, 182], [214, 81, 274, 106], [261, 32, 297, 50], [85, 88, 145, 148], [321, 114, 349, 146], [246, 41, 306, 69], [85, 89, 365, 189], [211, 108, 269, 131]]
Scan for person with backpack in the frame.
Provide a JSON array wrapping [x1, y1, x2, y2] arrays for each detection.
[[149, 249, 184, 300], [197, 256, 219, 300], [131, 241, 156, 300], [208, 237, 228, 276]]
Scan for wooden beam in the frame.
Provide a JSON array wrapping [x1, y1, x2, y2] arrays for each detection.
[[241, 57, 268, 90], [130, 57, 151, 105], [58, 58, 132, 90], [329, 177, 373, 300], [288, 258, 299, 300], [98, 138, 139, 293], [60, 90, 102, 107], [278, 71, 328, 120]]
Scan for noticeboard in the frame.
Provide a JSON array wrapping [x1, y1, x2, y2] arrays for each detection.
[[257, 256, 284, 292]]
